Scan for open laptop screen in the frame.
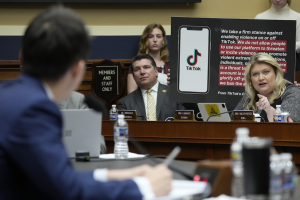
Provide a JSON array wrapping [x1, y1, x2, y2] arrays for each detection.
[[197, 103, 231, 122], [61, 109, 102, 158]]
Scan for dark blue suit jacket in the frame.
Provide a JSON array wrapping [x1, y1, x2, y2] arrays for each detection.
[[0, 75, 142, 200]]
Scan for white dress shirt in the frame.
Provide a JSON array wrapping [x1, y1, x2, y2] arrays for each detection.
[[255, 4, 300, 53], [42, 83, 155, 200], [140, 81, 159, 121]]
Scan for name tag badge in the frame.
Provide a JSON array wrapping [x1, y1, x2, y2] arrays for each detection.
[[118, 110, 137, 120], [232, 110, 254, 122], [174, 110, 195, 121]]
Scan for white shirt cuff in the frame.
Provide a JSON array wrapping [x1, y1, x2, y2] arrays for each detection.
[[133, 177, 155, 200], [93, 169, 155, 199], [93, 168, 108, 182]]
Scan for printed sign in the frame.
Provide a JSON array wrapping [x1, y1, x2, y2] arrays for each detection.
[[170, 17, 296, 110], [94, 66, 119, 96]]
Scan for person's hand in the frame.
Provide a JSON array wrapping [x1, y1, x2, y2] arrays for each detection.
[[256, 94, 271, 112], [294, 81, 300, 88], [167, 69, 170, 86], [107, 164, 152, 181], [145, 164, 172, 197]]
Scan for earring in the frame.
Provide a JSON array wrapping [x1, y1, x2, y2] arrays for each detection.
[[249, 82, 252, 89]]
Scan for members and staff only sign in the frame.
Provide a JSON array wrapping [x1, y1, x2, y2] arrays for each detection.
[[170, 17, 296, 109], [94, 66, 119, 96]]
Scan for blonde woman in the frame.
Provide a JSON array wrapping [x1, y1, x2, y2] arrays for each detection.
[[127, 24, 169, 94], [234, 53, 300, 122]]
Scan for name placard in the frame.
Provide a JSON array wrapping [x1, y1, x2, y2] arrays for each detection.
[[174, 110, 195, 121], [232, 110, 254, 122], [118, 110, 137, 120], [95, 66, 119, 96]]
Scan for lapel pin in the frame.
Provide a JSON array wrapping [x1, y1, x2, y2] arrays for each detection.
[[162, 90, 166, 93]]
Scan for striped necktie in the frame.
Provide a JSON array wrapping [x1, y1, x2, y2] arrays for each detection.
[[147, 89, 156, 121]]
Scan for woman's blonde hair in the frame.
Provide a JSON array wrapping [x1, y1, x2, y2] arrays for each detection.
[[138, 23, 169, 63], [269, 0, 291, 6], [244, 53, 291, 112]]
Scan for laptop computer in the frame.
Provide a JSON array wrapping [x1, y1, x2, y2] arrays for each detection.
[[197, 103, 231, 122], [61, 109, 102, 158]]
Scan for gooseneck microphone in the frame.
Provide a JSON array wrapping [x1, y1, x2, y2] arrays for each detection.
[[85, 95, 194, 180], [84, 94, 108, 118], [206, 98, 251, 122]]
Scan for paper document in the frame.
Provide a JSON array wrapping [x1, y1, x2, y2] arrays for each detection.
[[153, 180, 210, 200], [204, 194, 249, 200], [99, 152, 146, 159]]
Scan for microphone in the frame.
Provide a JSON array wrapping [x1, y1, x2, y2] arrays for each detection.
[[87, 98, 194, 180], [207, 98, 251, 122], [84, 94, 109, 118], [165, 117, 174, 121]]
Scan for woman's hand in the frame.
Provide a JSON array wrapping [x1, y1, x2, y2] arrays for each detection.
[[256, 94, 276, 122], [256, 94, 271, 111], [294, 81, 300, 88], [167, 69, 170, 86]]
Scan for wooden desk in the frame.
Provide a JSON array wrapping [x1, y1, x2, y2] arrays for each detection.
[[102, 120, 300, 171]]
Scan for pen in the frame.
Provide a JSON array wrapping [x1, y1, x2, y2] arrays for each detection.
[[163, 146, 181, 166]]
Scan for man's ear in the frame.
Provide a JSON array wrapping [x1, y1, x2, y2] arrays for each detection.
[[71, 60, 85, 78], [132, 67, 137, 78], [70, 60, 86, 89]]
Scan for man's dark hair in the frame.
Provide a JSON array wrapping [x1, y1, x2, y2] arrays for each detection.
[[22, 5, 90, 81], [130, 54, 157, 73]]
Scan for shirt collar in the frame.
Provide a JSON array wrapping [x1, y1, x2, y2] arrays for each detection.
[[42, 82, 55, 101], [141, 81, 159, 95], [270, 3, 289, 14]]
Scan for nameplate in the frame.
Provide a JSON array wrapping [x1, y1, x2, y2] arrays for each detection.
[[118, 110, 137, 120], [232, 110, 254, 122], [174, 110, 195, 121]]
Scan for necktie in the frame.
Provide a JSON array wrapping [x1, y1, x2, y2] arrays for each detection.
[[147, 89, 156, 121]]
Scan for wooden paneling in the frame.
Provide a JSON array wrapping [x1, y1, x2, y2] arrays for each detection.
[[102, 120, 300, 171], [0, 60, 131, 106], [0, 68, 20, 80]]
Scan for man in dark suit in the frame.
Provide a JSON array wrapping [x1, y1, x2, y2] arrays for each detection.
[[119, 54, 185, 121], [0, 6, 171, 200]]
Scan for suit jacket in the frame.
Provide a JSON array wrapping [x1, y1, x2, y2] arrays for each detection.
[[58, 91, 107, 154], [119, 83, 185, 121], [57, 91, 88, 109], [0, 75, 142, 200]]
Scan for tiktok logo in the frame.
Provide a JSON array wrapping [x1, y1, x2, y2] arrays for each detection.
[[187, 49, 201, 66]]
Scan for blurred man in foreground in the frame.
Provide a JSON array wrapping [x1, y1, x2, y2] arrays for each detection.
[[0, 5, 171, 200]]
